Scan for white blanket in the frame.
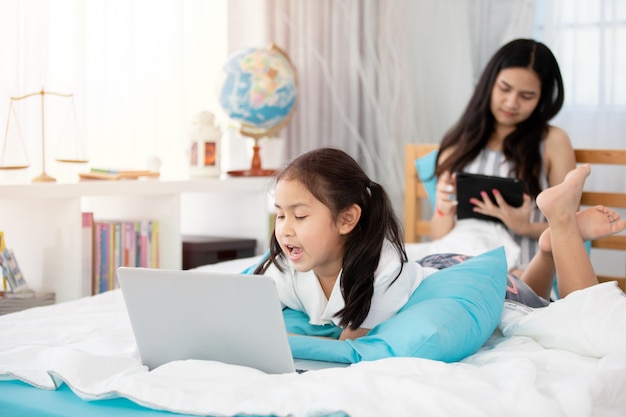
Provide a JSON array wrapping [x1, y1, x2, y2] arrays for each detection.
[[405, 218, 521, 270], [1, 278, 626, 416]]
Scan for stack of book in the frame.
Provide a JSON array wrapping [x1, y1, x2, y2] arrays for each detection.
[[0, 292, 55, 316], [79, 168, 160, 181], [82, 213, 160, 296]]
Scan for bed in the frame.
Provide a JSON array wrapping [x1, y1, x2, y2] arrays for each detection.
[[1, 145, 626, 417]]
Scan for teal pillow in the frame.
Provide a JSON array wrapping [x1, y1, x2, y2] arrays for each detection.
[[414, 150, 438, 210], [283, 308, 342, 339], [287, 246, 508, 363], [240, 250, 270, 275]]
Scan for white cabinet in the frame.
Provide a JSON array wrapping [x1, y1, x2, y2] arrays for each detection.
[[0, 177, 272, 303]]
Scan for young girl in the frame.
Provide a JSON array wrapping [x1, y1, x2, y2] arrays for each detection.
[[522, 163, 626, 301], [255, 147, 439, 341], [432, 38, 576, 274], [256, 148, 625, 340]]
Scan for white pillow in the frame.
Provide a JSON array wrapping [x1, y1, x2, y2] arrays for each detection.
[[500, 281, 626, 357], [191, 255, 264, 273]]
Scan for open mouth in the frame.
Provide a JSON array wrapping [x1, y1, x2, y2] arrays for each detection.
[[285, 244, 304, 260]]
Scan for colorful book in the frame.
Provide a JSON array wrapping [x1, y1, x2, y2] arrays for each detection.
[[99, 222, 109, 294], [90, 218, 160, 294], [81, 212, 95, 297], [1, 248, 29, 293], [140, 220, 150, 268], [151, 221, 160, 268], [123, 221, 136, 267]]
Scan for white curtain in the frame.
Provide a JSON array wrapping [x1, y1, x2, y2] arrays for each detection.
[[263, 0, 624, 216], [533, 0, 626, 194], [265, 0, 420, 212], [0, 0, 228, 183], [263, 0, 532, 215], [262, 0, 471, 213], [468, 0, 535, 82]]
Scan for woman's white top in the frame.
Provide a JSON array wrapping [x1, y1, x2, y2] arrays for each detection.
[[264, 240, 438, 329]]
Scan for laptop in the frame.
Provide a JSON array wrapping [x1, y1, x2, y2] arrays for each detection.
[[116, 267, 350, 373]]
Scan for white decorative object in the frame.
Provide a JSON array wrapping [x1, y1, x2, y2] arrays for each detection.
[[188, 111, 221, 177]]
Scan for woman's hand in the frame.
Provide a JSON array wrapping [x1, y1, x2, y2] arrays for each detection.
[[430, 171, 458, 239], [469, 190, 534, 235], [434, 171, 459, 216]]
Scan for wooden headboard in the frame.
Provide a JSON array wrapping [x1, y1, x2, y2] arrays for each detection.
[[404, 143, 438, 244], [404, 143, 626, 290]]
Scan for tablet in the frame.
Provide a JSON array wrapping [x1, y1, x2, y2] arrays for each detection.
[[455, 172, 524, 223]]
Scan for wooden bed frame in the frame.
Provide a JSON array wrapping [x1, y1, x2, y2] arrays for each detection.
[[404, 143, 626, 290]]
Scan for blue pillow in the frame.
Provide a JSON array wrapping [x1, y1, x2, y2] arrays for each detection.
[[414, 150, 438, 210], [240, 250, 270, 275], [283, 308, 342, 339], [287, 246, 507, 363]]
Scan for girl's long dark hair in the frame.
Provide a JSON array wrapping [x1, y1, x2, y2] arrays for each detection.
[[254, 147, 407, 330], [435, 38, 564, 198]]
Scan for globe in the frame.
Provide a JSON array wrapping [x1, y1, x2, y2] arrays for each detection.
[[219, 44, 297, 139], [218, 43, 297, 176]]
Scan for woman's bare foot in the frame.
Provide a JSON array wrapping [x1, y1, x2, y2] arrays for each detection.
[[539, 205, 626, 253]]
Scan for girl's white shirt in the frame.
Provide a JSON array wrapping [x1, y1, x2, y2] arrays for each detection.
[[264, 240, 438, 329]]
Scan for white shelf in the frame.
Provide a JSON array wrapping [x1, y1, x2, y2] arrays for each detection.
[[0, 176, 273, 199], [0, 177, 273, 303]]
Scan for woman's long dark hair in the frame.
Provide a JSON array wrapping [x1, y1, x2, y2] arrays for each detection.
[[254, 147, 407, 330], [435, 38, 564, 198]]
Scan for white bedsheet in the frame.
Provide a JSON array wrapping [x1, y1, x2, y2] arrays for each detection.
[[1, 269, 626, 416]]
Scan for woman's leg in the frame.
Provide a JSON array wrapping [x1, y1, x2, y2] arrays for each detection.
[[520, 165, 626, 299]]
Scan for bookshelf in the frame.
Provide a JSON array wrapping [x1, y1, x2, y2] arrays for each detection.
[[0, 177, 272, 303]]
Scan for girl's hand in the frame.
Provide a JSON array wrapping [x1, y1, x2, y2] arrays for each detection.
[[434, 171, 458, 216], [469, 190, 533, 235], [339, 326, 370, 341]]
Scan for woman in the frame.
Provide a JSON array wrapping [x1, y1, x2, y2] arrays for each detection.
[[432, 38, 576, 273]]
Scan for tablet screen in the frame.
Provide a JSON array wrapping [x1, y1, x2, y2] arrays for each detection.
[[455, 172, 524, 223]]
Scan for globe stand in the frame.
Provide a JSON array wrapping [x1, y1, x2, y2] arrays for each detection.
[[227, 137, 276, 177]]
